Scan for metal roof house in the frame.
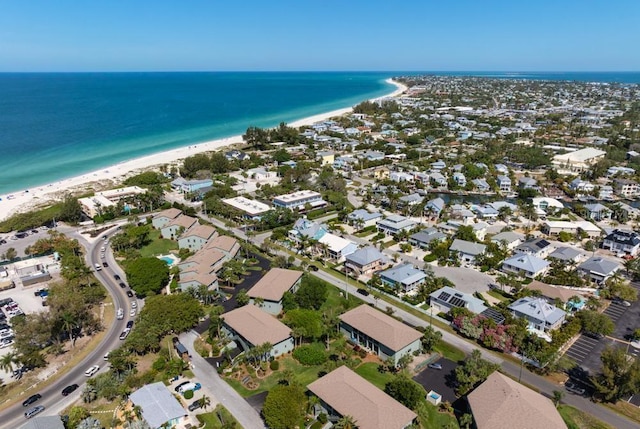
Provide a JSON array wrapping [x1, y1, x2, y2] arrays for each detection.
[[344, 246, 390, 277], [376, 215, 417, 236], [577, 256, 620, 284], [501, 254, 550, 279], [508, 297, 566, 333], [449, 239, 486, 264], [129, 382, 189, 429], [379, 263, 426, 293]]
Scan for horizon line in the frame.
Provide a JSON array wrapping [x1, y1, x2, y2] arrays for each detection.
[[0, 70, 639, 74]]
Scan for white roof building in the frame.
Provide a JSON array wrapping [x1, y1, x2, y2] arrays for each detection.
[[222, 196, 271, 218]]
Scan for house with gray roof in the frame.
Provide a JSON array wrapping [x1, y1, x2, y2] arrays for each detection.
[[429, 286, 488, 315], [491, 231, 524, 250], [502, 254, 550, 279], [495, 163, 509, 174], [496, 175, 511, 193], [473, 205, 499, 219], [515, 238, 555, 259], [19, 416, 65, 429], [347, 209, 383, 229], [345, 246, 390, 277], [472, 178, 491, 192], [453, 172, 467, 187], [518, 176, 538, 190], [430, 172, 448, 187], [399, 193, 424, 206], [583, 203, 612, 221], [508, 297, 566, 333], [449, 239, 486, 264], [377, 215, 417, 236], [549, 246, 583, 264], [425, 197, 446, 217], [577, 256, 621, 284], [129, 382, 189, 429], [379, 264, 426, 293], [409, 228, 447, 249]]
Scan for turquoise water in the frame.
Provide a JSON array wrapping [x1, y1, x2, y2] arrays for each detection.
[[0, 72, 395, 194], [1, 71, 638, 195]]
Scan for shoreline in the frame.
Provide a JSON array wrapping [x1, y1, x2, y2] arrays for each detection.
[[0, 78, 406, 222]]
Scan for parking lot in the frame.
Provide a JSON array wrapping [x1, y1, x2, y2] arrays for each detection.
[[0, 265, 57, 380], [412, 357, 459, 404], [167, 375, 218, 420]]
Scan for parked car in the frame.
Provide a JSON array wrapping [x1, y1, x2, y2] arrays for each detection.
[[119, 282, 126, 289], [565, 380, 586, 396], [177, 382, 201, 394], [119, 329, 130, 340], [174, 381, 190, 392], [126, 290, 134, 298], [131, 300, 137, 309], [130, 308, 136, 317], [428, 363, 443, 370], [62, 384, 79, 396], [102, 262, 108, 268], [117, 308, 124, 320], [24, 405, 45, 419], [114, 274, 121, 281], [188, 400, 202, 412], [126, 320, 134, 329], [22, 394, 42, 407], [84, 365, 100, 377], [356, 288, 369, 296]]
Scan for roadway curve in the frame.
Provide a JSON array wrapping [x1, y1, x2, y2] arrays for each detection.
[[0, 225, 136, 427]]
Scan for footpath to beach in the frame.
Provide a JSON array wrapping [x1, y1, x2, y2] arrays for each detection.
[[0, 79, 406, 223]]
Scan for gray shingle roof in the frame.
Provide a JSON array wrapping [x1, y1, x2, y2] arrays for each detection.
[[578, 256, 620, 276], [130, 382, 187, 429], [346, 246, 387, 266], [450, 239, 486, 256], [502, 254, 550, 274]]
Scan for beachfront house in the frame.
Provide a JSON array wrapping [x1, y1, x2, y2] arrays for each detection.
[[339, 304, 422, 366], [247, 268, 303, 315]]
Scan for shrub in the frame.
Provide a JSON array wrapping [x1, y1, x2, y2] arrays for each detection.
[[318, 413, 328, 424], [270, 360, 280, 371], [184, 389, 194, 400], [292, 343, 328, 365]]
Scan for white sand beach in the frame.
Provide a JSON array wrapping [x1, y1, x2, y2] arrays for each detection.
[[0, 79, 406, 223]]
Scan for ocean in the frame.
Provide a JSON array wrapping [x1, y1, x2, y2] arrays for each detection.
[[0, 71, 639, 195]]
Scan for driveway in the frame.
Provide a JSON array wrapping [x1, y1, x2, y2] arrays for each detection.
[[412, 358, 458, 404], [179, 330, 267, 429]]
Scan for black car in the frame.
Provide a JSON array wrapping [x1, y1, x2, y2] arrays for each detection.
[[114, 274, 121, 281], [308, 265, 319, 271], [102, 262, 108, 268], [126, 290, 134, 297], [126, 320, 134, 329], [119, 282, 126, 289], [356, 288, 369, 296], [22, 394, 41, 407], [188, 400, 202, 412], [61, 384, 79, 396]]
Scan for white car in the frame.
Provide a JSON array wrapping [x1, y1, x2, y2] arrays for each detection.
[[131, 301, 137, 309], [84, 365, 100, 377], [130, 308, 136, 317], [117, 308, 124, 320]]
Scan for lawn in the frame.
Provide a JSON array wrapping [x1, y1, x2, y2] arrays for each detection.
[[354, 362, 395, 390], [558, 405, 614, 429], [603, 401, 640, 426], [139, 229, 178, 257], [434, 342, 466, 363], [196, 404, 242, 429], [487, 289, 510, 302], [415, 401, 459, 428]]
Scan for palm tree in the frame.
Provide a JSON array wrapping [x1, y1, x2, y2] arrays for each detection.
[[198, 395, 211, 410], [0, 352, 18, 374], [334, 415, 358, 429]]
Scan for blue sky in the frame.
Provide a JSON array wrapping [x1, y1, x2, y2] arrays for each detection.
[[0, 1, 638, 71]]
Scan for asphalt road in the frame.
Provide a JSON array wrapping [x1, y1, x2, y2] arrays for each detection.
[[0, 225, 134, 428]]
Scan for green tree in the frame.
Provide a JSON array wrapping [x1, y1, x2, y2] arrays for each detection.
[[577, 310, 614, 337], [384, 375, 426, 409], [284, 309, 324, 344], [454, 350, 499, 395], [68, 406, 91, 429], [262, 384, 307, 429], [333, 415, 358, 429], [236, 289, 250, 307], [591, 346, 640, 402], [125, 257, 170, 297], [294, 275, 328, 310], [552, 390, 564, 407], [59, 194, 83, 224], [421, 326, 442, 353]]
